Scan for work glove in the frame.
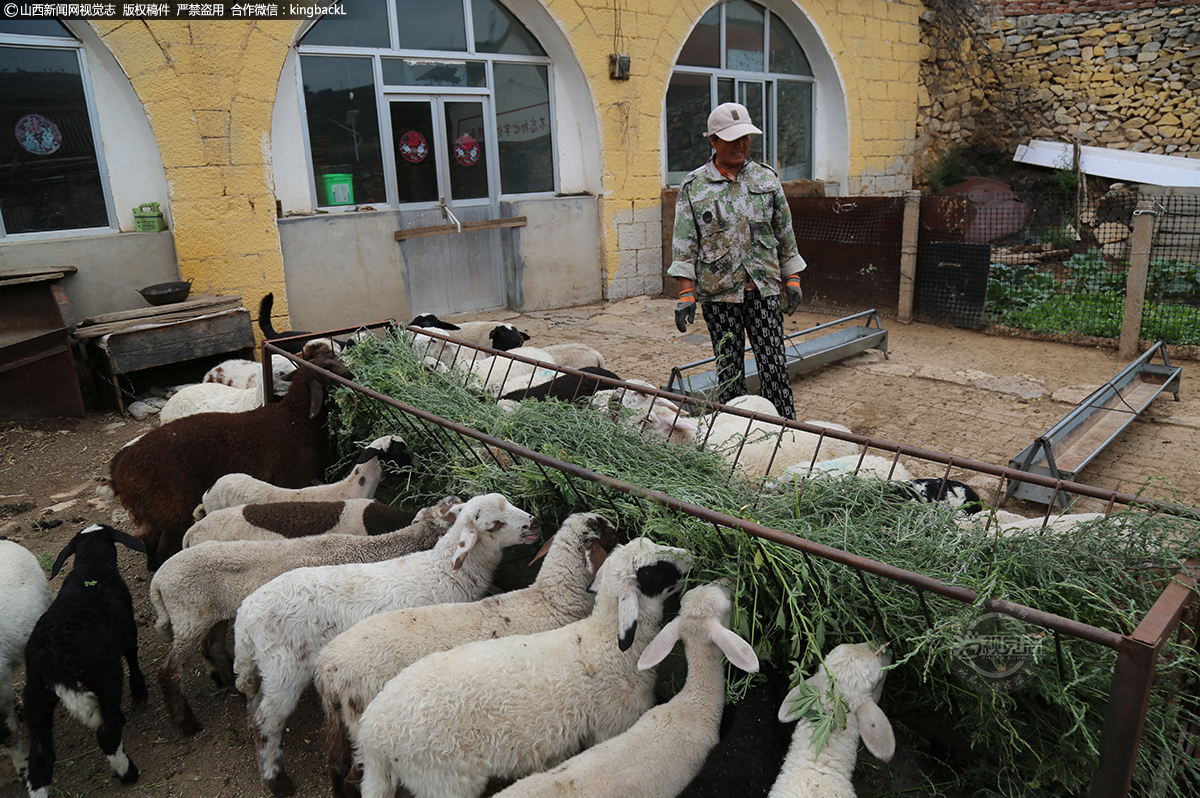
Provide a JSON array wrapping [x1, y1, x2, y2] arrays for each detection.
[[675, 289, 697, 333], [783, 276, 803, 315]]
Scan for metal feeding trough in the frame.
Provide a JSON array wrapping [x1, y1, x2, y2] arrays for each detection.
[[1005, 341, 1182, 507], [137, 278, 193, 306], [663, 309, 888, 403]]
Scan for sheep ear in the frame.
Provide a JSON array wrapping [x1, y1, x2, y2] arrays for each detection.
[[50, 537, 78, 579], [710, 621, 759, 673], [111, 528, 147, 554], [308, 380, 325, 419], [637, 618, 681, 669], [452, 527, 479, 572], [856, 698, 895, 763], [529, 534, 556, 565], [617, 586, 640, 651], [777, 683, 806, 723]]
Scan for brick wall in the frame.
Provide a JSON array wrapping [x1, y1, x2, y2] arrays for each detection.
[[990, 0, 1198, 16], [916, 1, 1200, 184]]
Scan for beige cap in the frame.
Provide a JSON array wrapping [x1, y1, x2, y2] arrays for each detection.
[[706, 102, 762, 141]]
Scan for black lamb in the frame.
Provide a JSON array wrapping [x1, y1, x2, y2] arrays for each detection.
[[22, 524, 148, 798]]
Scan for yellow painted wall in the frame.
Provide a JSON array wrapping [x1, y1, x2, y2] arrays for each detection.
[[542, 0, 924, 286], [86, 0, 923, 312], [88, 19, 302, 335]]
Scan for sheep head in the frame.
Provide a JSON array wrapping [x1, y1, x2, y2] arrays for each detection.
[[51, 523, 147, 578], [591, 538, 691, 651], [637, 582, 759, 673], [779, 641, 895, 764], [449, 493, 540, 572]]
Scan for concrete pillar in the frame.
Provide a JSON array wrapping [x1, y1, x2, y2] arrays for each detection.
[[898, 189, 921, 323]]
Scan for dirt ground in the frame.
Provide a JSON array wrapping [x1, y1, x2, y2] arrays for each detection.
[[3, 295, 1199, 798]]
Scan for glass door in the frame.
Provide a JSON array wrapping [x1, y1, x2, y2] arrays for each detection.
[[737, 80, 768, 167], [392, 95, 504, 316]]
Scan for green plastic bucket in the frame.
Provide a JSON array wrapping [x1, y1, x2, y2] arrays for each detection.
[[318, 173, 354, 206]]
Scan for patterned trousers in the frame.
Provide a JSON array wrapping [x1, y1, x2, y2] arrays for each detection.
[[701, 290, 796, 420]]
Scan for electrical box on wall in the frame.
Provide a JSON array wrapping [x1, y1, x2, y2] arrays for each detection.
[[609, 53, 630, 80]]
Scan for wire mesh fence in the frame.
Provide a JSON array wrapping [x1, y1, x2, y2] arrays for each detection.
[[782, 185, 1200, 351]]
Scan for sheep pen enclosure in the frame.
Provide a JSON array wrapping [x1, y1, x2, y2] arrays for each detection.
[[296, 324, 1200, 798]]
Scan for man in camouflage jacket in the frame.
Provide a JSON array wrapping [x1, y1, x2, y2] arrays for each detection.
[[669, 102, 806, 419]]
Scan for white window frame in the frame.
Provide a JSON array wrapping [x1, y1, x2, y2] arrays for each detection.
[[664, 0, 815, 187], [294, 0, 557, 212], [0, 26, 117, 239]]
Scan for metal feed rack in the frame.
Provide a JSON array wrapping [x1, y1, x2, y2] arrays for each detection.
[[663, 308, 888, 403], [1006, 341, 1182, 507], [268, 327, 1199, 798]]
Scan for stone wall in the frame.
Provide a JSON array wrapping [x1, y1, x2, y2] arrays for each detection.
[[915, 0, 1200, 184]]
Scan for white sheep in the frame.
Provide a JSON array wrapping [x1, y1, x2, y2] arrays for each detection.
[[149, 496, 460, 737], [355, 537, 692, 798], [769, 642, 895, 798], [701, 397, 859, 479], [315, 511, 619, 797], [193, 435, 410, 521], [182, 496, 419, 548], [471, 346, 560, 396], [959, 510, 1108, 537], [1, 541, 53, 784], [489, 582, 759, 798], [592, 379, 700, 445], [234, 493, 541, 797], [203, 355, 296, 394], [540, 342, 606, 370], [158, 380, 268, 424], [768, 453, 915, 492]]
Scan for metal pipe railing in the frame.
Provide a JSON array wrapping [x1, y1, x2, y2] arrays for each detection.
[[278, 328, 1199, 798]]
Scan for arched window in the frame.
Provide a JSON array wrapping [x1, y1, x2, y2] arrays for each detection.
[[296, 0, 555, 209], [0, 20, 113, 236], [666, 0, 812, 184]]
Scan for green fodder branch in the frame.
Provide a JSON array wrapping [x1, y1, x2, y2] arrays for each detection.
[[330, 327, 1200, 798]]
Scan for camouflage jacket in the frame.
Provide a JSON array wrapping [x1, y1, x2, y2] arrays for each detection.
[[669, 158, 805, 303]]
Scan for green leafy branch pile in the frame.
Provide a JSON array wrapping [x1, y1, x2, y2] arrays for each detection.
[[328, 329, 1200, 798]]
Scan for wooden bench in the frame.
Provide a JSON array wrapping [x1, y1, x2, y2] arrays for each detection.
[[663, 309, 888, 404], [1005, 341, 1182, 507]]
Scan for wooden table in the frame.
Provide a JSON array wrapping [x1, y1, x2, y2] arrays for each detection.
[[73, 294, 256, 414]]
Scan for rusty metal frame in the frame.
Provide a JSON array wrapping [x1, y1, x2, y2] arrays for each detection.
[[266, 327, 1200, 798]]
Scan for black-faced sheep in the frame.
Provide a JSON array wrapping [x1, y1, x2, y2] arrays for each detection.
[[233, 493, 541, 797], [354, 537, 691, 798], [149, 496, 459, 737], [21, 525, 148, 798], [409, 314, 531, 352], [105, 340, 352, 570]]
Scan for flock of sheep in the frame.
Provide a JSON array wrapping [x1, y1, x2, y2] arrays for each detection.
[[3, 311, 1080, 798]]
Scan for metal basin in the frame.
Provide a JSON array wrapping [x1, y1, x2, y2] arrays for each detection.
[[138, 279, 193, 306]]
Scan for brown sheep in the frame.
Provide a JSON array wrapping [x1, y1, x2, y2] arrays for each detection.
[[105, 341, 352, 570]]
